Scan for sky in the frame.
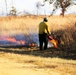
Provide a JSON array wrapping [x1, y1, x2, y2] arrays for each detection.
[[0, 0, 76, 16], [0, 0, 52, 15]]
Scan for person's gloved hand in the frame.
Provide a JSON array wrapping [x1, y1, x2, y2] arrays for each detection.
[[48, 34, 53, 40]]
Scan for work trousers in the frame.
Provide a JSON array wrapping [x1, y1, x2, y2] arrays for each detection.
[[39, 33, 48, 50]]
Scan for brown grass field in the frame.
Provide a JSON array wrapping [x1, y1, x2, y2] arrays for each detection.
[[0, 14, 76, 75]]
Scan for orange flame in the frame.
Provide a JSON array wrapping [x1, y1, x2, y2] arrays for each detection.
[[0, 36, 36, 47], [31, 43, 36, 47], [5, 38, 16, 42], [50, 39, 58, 48], [0, 37, 25, 45], [19, 40, 25, 45], [29, 43, 36, 47]]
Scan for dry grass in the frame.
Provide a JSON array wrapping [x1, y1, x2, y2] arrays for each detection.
[[0, 15, 76, 75], [0, 16, 41, 35], [0, 48, 76, 75], [0, 14, 76, 49], [0, 15, 76, 34]]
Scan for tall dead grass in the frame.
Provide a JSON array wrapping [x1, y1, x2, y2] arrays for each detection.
[[0, 15, 76, 50]]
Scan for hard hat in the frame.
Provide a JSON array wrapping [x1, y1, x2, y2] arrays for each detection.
[[44, 17, 48, 22]]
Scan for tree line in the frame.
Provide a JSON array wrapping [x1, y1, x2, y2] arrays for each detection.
[[4, 0, 76, 16]]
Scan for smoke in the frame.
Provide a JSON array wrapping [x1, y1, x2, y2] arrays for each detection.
[[0, 34, 39, 47], [0, 34, 53, 48]]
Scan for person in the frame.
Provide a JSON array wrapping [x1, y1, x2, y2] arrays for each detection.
[[38, 17, 51, 50]]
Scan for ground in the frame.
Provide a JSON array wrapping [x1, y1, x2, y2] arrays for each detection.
[[0, 47, 76, 75]]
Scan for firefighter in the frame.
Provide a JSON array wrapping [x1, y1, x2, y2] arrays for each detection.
[[38, 17, 51, 50]]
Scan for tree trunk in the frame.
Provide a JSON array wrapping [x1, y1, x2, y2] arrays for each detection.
[[5, 0, 7, 15], [61, 8, 65, 16]]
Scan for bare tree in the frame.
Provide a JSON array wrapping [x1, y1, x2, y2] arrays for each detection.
[[44, 0, 75, 16], [10, 6, 17, 16], [5, 0, 7, 15], [36, 1, 44, 15]]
